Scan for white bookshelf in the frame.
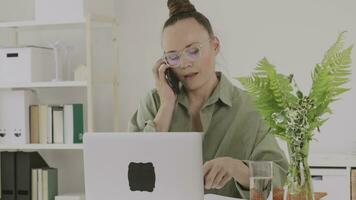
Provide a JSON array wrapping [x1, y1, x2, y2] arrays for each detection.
[[0, 144, 83, 150], [0, 0, 118, 196], [0, 16, 119, 133], [0, 19, 86, 28], [0, 81, 87, 89]]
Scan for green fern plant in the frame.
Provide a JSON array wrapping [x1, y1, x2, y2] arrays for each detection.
[[236, 32, 353, 145]]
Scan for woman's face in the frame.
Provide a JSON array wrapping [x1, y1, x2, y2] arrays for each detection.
[[162, 18, 219, 91]]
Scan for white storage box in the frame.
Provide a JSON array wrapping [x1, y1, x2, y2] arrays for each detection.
[[0, 47, 55, 83], [311, 168, 349, 200], [0, 90, 38, 145]]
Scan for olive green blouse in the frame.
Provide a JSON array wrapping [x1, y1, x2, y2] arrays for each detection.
[[128, 72, 288, 199]]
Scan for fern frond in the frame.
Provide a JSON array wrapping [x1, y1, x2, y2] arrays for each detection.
[[237, 58, 298, 128], [257, 59, 298, 107], [309, 32, 353, 121], [238, 76, 281, 127], [321, 31, 346, 66], [235, 32, 352, 144]]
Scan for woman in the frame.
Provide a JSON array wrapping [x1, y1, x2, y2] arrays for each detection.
[[128, 0, 288, 198]]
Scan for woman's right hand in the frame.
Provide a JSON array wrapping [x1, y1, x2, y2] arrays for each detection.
[[151, 58, 177, 132], [152, 58, 177, 106]]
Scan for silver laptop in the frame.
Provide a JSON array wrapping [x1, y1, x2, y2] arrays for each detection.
[[83, 132, 204, 200]]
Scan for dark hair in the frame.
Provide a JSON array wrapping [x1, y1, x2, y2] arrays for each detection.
[[163, 0, 214, 37]]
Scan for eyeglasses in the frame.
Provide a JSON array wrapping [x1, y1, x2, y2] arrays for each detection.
[[163, 38, 211, 68]]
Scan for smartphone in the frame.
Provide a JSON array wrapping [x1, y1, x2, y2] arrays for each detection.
[[164, 68, 180, 94]]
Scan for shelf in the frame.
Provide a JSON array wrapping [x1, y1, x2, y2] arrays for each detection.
[[309, 153, 356, 167], [0, 19, 86, 28], [0, 144, 83, 150], [0, 81, 88, 89]]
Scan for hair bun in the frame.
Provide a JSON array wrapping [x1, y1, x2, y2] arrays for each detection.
[[167, 0, 196, 17]]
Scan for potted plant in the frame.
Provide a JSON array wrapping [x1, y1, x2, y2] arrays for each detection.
[[236, 32, 353, 200]]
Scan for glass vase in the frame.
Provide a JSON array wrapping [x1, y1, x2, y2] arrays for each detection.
[[283, 142, 315, 200]]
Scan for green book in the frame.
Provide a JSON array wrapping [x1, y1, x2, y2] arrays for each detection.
[[73, 104, 84, 143], [64, 104, 84, 144], [42, 168, 58, 200]]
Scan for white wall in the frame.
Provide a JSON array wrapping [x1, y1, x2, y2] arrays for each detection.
[[115, 0, 356, 154]]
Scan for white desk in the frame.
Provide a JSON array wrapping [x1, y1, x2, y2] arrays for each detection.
[[204, 194, 244, 200]]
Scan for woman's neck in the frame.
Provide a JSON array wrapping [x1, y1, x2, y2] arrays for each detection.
[[187, 73, 219, 107]]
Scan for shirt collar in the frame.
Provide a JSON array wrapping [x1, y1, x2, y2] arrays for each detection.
[[177, 72, 234, 109]]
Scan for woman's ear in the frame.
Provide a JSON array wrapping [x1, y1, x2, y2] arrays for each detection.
[[211, 36, 220, 55]]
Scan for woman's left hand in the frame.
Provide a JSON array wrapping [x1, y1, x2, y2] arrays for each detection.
[[203, 157, 249, 190]]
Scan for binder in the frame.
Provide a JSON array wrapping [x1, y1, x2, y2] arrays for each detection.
[[52, 106, 64, 144], [72, 104, 84, 144], [64, 104, 84, 144], [39, 105, 49, 144], [47, 106, 53, 144], [42, 168, 58, 200], [352, 169, 356, 200], [1, 152, 16, 200], [30, 105, 40, 144], [16, 151, 49, 200], [38, 169, 43, 200], [32, 169, 38, 200]]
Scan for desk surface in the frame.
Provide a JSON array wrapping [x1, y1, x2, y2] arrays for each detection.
[[204, 194, 244, 200]]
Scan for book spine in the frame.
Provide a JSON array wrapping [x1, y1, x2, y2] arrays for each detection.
[[32, 169, 38, 200], [38, 169, 43, 200], [42, 169, 48, 200], [64, 104, 73, 144], [30, 105, 39, 144], [352, 169, 356, 200], [47, 105, 53, 144], [52, 106, 64, 144], [39, 105, 48, 144], [73, 104, 84, 144], [0, 152, 16, 200]]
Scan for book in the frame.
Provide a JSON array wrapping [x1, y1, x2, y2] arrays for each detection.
[[38, 169, 43, 200], [42, 168, 58, 200], [47, 106, 53, 144], [32, 169, 38, 200], [30, 105, 40, 144], [39, 105, 49, 144], [0, 152, 16, 200], [64, 104, 84, 144], [64, 104, 73, 144], [52, 106, 64, 144], [352, 169, 356, 200], [16, 152, 49, 200]]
